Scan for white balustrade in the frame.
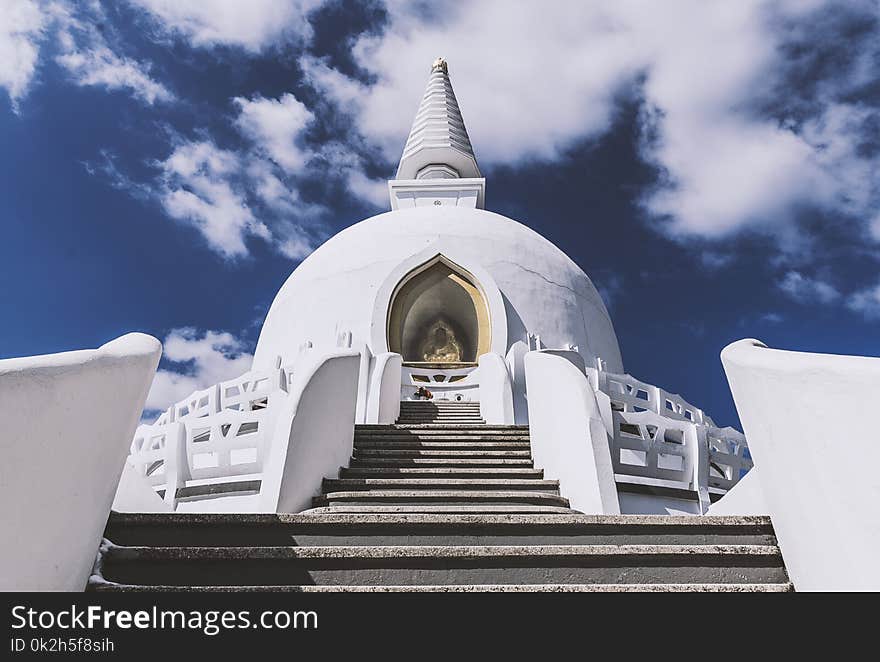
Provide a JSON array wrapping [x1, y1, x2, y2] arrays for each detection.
[[611, 410, 698, 486], [130, 366, 286, 504], [400, 364, 478, 401], [592, 359, 749, 499], [183, 409, 266, 481], [705, 426, 753, 491]]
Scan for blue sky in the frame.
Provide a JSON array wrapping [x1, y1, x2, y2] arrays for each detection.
[[1, 0, 878, 426]]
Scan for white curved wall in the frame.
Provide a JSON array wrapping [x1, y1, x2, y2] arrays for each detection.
[[477, 353, 514, 424], [253, 207, 622, 376], [261, 350, 361, 513], [0, 334, 161, 590], [722, 338, 880, 591], [524, 350, 620, 515], [366, 352, 403, 424]]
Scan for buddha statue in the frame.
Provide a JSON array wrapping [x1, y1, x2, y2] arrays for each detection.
[[419, 320, 463, 363]]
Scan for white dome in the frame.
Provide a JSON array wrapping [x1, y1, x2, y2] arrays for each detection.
[[253, 206, 623, 374]]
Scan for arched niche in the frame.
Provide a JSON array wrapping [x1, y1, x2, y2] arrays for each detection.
[[387, 256, 491, 366]]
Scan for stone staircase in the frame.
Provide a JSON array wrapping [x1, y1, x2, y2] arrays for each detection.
[[88, 401, 791, 591], [310, 400, 569, 514]]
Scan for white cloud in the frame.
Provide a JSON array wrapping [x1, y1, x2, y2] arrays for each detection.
[[142, 122, 334, 259], [56, 46, 173, 104], [345, 169, 389, 208], [129, 0, 323, 52], [156, 140, 270, 258], [847, 282, 880, 320], [304, 0, 877, 246], [759, 312, 784, 324], [0, 1, 173, 108], [234, 93, 314, 173], [275, 222, 315, 260], [144, 328, 253, 414], [53, 1, 174, 104], [700, 250, 735, 270], [0, 0, 45, 109], [310, 4, 642, 165], [595, 274, 624, 311], [778, 271, 841, 304]]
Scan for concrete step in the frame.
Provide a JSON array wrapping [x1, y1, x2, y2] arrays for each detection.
[[397, 410, 483, 414], [339, 467, 545, 479], [399, 404, 481, 408], [354, 441, 531, 450], [91, 582, 794, 592], [103, 513, 781, 547], [396, 419, 486, 424], [322, 478, 560, 492], [355, 437, 533, 444], [355, 423, 529, 434], [95, 543, 788, 588], [397, 411, 482, 414], [353, 449, 532, 458], [399, 411, 483, 421], [313, 490, 571, 508], [301, 505, 576, 514], [349, 457, 535, 467], [398, 411, 482, 415], [355, 430, 530, 438]]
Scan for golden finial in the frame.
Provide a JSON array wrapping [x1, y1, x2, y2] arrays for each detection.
[[431, 57, 447, 73]]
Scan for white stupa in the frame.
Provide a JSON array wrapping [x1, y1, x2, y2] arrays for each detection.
[[11, 59, 880, 592], [254, 57, 622, 392], [117, 59, 752, 520]]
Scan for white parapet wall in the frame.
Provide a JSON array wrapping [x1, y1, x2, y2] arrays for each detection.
[[524, 350, 620, 514], [0, 333, 161, 591], [477, 352, 514, 424], [261, 350, 361, 513], [721, 338, 880, 591], [707, 467, 768, 516], [121, 348, 362, 514], [523, 349, 750, 514], [365, 352, 402, 424]]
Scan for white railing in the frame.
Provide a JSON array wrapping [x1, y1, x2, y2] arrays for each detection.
[[588, 359, 749, 503], [594, 369, 712, 425], [129, 366, 287, 504], [129, 422, 180, 488], [611, 410, 698, 486], [400, 364, 479, 401], [705, 426, 753, 491], [183, 409, 267, 481]]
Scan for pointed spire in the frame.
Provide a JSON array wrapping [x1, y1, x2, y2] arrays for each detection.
[[396, 58, 482, 180]]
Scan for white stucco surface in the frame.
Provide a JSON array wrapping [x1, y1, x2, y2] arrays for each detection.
[[477, 352, 514, 424], [253, 207, 622, 378], [722, 338, 880, 590], [112, 461, 172, 513], [524, 350, 620, 515], [0, 334, 161, 590], [366, 352, 403, 424], [261, 350, 361, 513], [707, 466, 768, 516]]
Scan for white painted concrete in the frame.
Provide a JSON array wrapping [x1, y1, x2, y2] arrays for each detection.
[[261, 350, 361, 513], [505, 340, 530, 424], [707, 467, 768, 516], [0, 334, 161, 590], [112, 461, 172, 513], [366, 352, 403, 424], [618, 492, 702, 516], [254, 206, 623, 382], [396, 58, 482, 182], [477, 352, 514, 424], [524, 350, 620, 515], [722, 338, 880, 590]]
